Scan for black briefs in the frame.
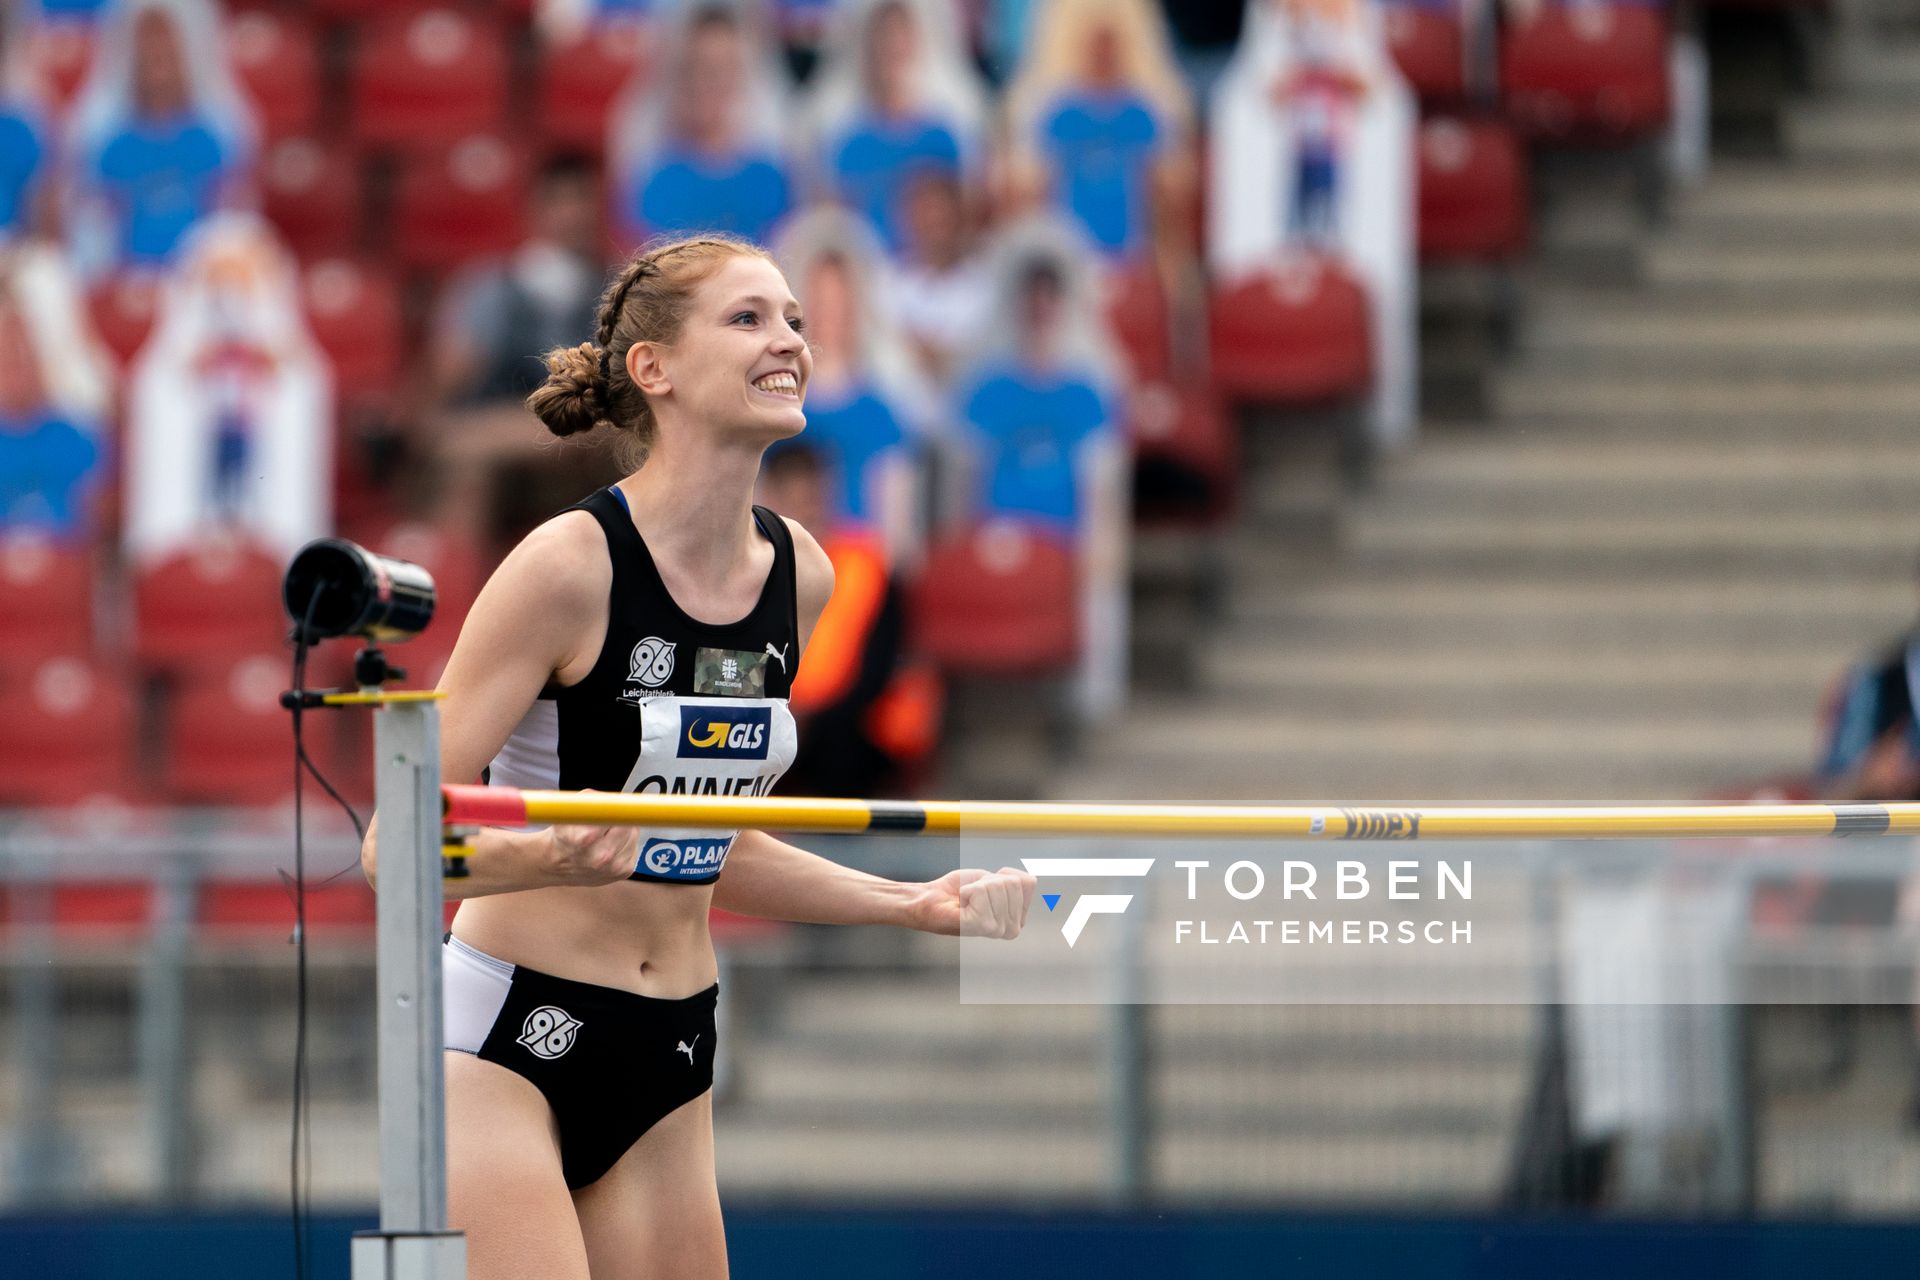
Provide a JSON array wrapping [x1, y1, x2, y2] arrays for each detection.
[[443, 934, 718, 1189]]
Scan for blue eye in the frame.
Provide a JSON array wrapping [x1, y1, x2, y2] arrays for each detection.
[[787, 316, 807, 334], [733, 311, 757, 325]]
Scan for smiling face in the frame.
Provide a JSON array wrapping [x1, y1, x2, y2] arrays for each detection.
[[642, 254, 811, 446]]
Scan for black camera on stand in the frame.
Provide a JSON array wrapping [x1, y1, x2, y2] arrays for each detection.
[[281, 537, 437, 703]]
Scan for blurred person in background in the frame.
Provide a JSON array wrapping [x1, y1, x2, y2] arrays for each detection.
[[121, 213, 328, 562], [773, 204, 931, 564], [0, 242, 110, 538], [1815, 570, 1920, 804], [758, 439, 937, 797], [887, 168, 992, 387], [1003, 0, 1198, 271], [419, 154, 617, 549], [63, 0, 253, 279], [610, 1, 797, 247], [0, 15, 51, 244], [954, 215, 1129, 716], [803, 0, 988, 255]]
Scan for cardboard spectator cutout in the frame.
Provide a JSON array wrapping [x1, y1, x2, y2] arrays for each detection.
[[0, 243, 110, 537], [1210, 0, 1417, 447], [65, 0, 254, 278], [123, 214, 328, 562], [609, 0, 795, 246], [1004, 0, 1195, 265], [0, 9, 51, 243], [802, 0, 987, 254], [957, 214, 1130, 720], [773, 205, 935, 566]]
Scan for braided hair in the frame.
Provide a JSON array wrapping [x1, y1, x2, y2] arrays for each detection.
[[526, 233, 775, 468]]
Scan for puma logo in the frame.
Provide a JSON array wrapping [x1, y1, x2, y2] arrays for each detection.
[[764, 642, 789, 675], [676, 1035, 700, 1064]]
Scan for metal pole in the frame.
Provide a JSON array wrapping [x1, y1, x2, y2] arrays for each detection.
[[140, 852, 197, 1203], [353, 699, 464, 1280], [1107, 868, 1150, 1207]]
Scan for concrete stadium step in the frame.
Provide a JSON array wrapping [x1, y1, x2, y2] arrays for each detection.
[[764, 979, 1534, 1056], [1328, 512, 1920, 578], [1785, 100, 1920, 164], [1346, 450, 1920, 520], [1637, 242, 1920, 300], [1658, 168, 1920, 241], [1459, 408, 1919, 447], [715, 1126, 1511, 1202], [1517, 310, 1920, 378], [1079, 704, 1810, 775], [1224, 582, 1909, 662], [1051, 748, 1790, 806], [1491, 371, 1920, 424]]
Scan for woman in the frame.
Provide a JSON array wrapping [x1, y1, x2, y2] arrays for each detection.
[[610, 1, 796, 247], [363, 233, 1034, 1280]]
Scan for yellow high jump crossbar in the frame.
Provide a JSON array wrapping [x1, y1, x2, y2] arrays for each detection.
[[441, 785, 1920, 841]]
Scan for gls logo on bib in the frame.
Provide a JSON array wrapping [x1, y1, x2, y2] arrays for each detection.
[[678, 705, 771, 759]]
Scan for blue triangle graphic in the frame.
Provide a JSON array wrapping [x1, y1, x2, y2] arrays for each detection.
[[1042, 894, 1061, 912]]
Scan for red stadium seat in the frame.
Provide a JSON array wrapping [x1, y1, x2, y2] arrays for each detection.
[[261, 138, 364, 260], [1501, 3, 1672, 142], [1103, 260, 1172, 386], [134, 540, 288, 676], [52, 882, 155, 935], [538, 26, 649, 154], [0, 537, 93, 669], [301, 259, 405, 402], [350, 10, 511, 153], [1417, 115, 1531, 262], [227, 9, 321, 141], [1384, 2, 1468, 104], [1208, 259, 1372, 404], [1128, 384, 1237, 527], [87, 274, 163, 369], [0, 658, 138, 806], [199, 878, 375, 935], [165, 653, 324, 806], [912, 521, 1079, 675], [393, 136, 531, 273]]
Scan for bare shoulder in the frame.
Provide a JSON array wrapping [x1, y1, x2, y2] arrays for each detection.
[[780, 515, 835, 619], [456, 509, 609, 665], [488, 509, 610, 608]]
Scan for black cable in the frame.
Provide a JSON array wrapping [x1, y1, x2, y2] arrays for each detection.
[[288, 589, 319, 1280]]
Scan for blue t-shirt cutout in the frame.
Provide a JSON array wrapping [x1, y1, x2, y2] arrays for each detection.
[[0, 110, 44, 235], [829, 114, 961, 252], [633, 146, 793, 245], [0, 411, 101, 536], [802, 383, 909, 524], [92, 114, 230, 264], [1040, 91, 1161, 257], [961, 365, 1110, 524]]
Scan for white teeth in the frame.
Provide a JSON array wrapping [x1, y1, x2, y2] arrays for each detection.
[[753, 373, 798, 395]]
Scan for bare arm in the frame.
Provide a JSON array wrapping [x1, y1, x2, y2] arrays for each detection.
[[709, 521, 1037, 938], [360, 513, 639, 897]]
